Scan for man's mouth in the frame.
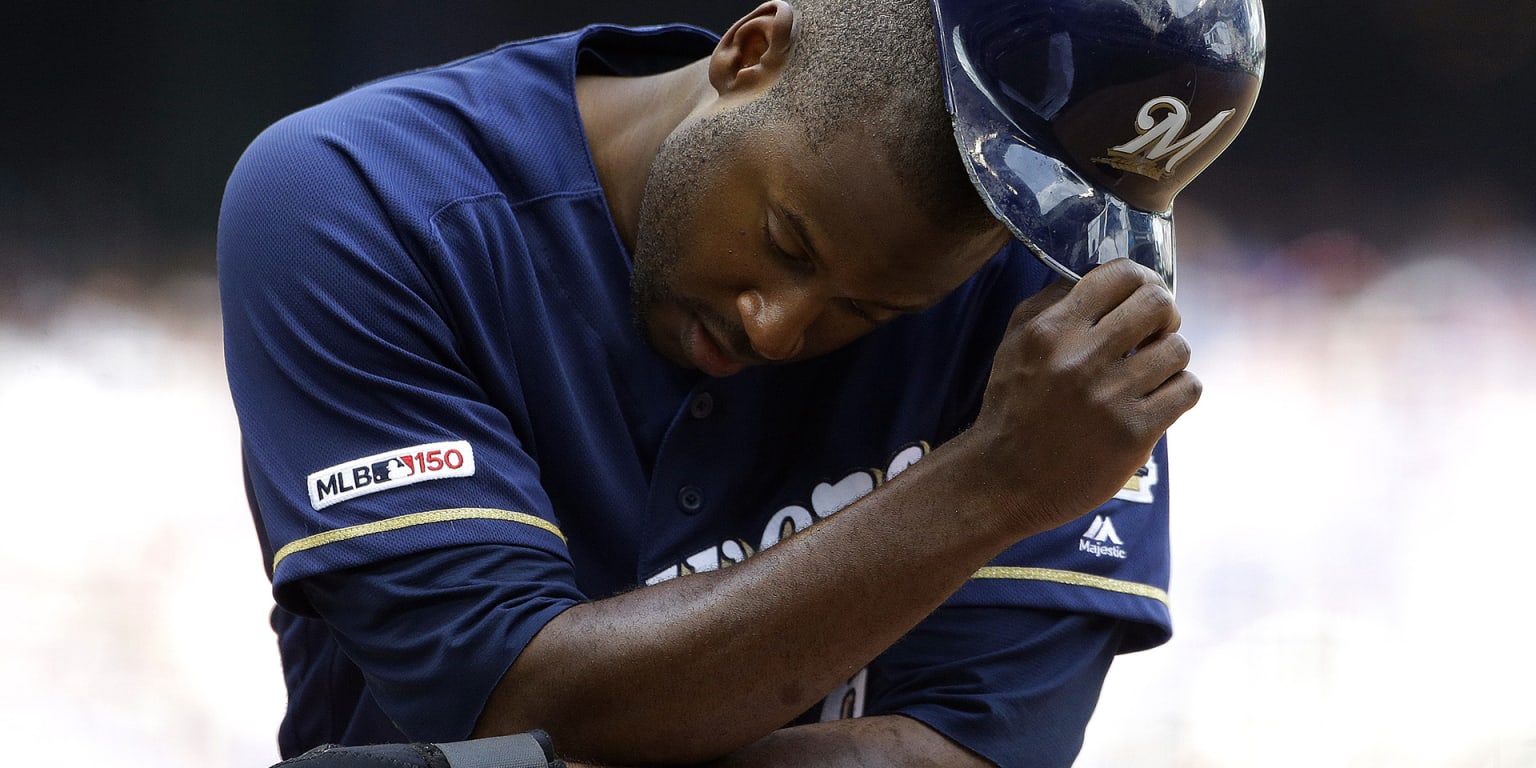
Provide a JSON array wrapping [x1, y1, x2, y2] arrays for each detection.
[[682, 315, 749, 378]]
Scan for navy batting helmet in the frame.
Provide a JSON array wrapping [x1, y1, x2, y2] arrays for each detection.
[[930, 0, 1266, 290]]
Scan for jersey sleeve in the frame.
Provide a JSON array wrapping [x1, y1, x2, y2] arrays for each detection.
[[297, 544, 576, 742], [952, 436, 1173, 652], [217, 102, 582, 619], [864, 605, 1124, 768]]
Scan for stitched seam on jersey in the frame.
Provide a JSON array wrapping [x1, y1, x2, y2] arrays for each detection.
[[502, 187, 607, 211], [972, 566, 1170, 606], [428, 190, 510, 223], [271, 508, 566, 572]]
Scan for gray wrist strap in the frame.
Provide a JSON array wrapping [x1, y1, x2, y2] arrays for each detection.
[[434, 731, 557, 768]]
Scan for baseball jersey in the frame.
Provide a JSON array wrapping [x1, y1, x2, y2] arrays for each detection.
[[218, 23, 1174, 767]]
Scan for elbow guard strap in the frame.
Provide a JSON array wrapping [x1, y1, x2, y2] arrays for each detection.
[[275, 730, 562, 768]]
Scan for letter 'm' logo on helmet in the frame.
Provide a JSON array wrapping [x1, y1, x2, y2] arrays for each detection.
[[1094, 96, 1237, 181]]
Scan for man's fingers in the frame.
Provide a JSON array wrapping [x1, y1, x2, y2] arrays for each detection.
[[1059, 258, 1168, 326], [1122, 331, 1193, 396], [1097, 281, 1182, 356], [1010, 259, 1172, 339], [1140, 368, 1204, 428]]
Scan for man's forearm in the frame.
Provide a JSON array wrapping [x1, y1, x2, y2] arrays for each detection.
[[473, 430, 1024, 764]]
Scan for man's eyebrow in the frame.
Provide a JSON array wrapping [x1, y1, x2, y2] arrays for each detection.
[[781, 207, 928, 314]]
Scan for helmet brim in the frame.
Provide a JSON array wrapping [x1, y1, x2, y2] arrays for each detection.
[[941, 27, 1177, 292]]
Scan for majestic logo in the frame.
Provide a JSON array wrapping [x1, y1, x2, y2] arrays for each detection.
[[307, 440, 475, 510], [1080, 515, 1127, 559], [1094, 96, 1236, 180]]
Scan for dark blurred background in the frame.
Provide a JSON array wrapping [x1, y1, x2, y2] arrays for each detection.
[[2, 0, 1533, 283]]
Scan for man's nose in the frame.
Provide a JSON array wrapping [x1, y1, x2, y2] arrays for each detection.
[[737, 288, 819, 361]]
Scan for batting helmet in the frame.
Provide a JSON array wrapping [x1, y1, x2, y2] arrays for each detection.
[[930, 0, 1266, 291]]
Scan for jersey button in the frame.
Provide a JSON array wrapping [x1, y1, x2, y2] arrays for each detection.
[[689, 392, 714, 419], [677, 485, 705, 515]]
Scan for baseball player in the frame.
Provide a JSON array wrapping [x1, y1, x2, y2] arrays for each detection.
[[218, 0, 1264, 765]]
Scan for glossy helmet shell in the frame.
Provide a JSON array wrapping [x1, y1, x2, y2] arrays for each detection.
[[930, 0, 1266, 290]]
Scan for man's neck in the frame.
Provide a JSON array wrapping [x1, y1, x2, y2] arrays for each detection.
[[575, 60, 713, 254]]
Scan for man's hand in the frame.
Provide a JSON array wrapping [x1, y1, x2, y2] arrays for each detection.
[[960, 258, 1200, 537]]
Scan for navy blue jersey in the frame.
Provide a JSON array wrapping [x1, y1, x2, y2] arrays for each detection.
[[218, 24, 1173, 767]]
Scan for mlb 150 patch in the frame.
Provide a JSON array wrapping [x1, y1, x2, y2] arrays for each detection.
[[307, 440, 475, 510]]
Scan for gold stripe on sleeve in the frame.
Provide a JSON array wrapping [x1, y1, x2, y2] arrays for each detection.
[[271, 507, 566, 572], [972, 566, 1170, 606]]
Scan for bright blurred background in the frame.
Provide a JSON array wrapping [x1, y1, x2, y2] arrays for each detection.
[[3, 2, 1533, 766]]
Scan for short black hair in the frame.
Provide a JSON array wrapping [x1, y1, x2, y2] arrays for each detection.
[[763, 0, 997, 235]]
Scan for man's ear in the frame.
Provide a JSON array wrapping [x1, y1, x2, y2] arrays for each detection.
[[709, 1, 798, 97]]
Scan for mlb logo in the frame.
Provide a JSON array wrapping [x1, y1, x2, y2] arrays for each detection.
[[307, 440, 474, 510]]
